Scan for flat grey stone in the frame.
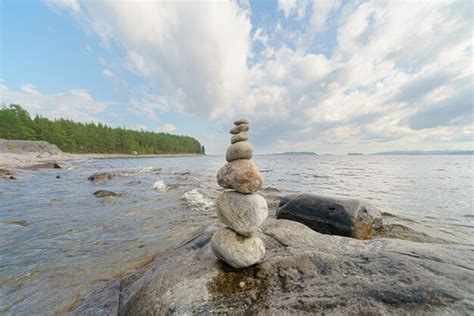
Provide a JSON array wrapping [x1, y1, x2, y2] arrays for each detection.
[[230, 132, 248, 144], [234, 118, 249, 125], [230, 124, 249, 134]]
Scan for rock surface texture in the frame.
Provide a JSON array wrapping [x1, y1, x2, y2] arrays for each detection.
[[211, 228, 265, 268], [217, 160, 263, 194], [213, 119, 268, 268], [113, 219, 473, 315], [230, 132, 248, 144], [226, 141, 253, 162], [216, 191, 268, 236], [277, 194, 382, 239]]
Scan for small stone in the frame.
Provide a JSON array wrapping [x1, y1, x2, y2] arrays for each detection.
[[93, 190, 119, 198], [231, 132, 248, 144], [226, 141, 253, 162], [88, 172, 117, 184], [234, 118, 249, 126], [216, 191, 268, 236], [217, 159, 263, 193], [211, 227, 265, 268], [239, 281, 245, 288], [230, 124, 249, 135]]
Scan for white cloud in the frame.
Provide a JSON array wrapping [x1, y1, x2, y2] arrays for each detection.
[[56, 1, 252, 121], [0, 83, 108, 123], [45, 0, 473, 153], [160, 123, 176, 133]]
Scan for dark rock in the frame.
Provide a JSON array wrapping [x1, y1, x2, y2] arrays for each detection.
[[93, 190, 119, 198], [117, 219, 473, 315], [23, 162, 62, 169], [88, 172, 117, 184], [1, 168, 16, 180], [56, 175, 61, 179], [277, 194, 382, 239]]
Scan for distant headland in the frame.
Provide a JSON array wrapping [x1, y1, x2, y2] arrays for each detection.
[[371, 150, 473, 155], [271, 152, 318, 155]]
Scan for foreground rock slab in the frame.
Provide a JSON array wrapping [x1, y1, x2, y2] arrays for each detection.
[[277, 194, 382, 239], [114, 219, 473, 315]]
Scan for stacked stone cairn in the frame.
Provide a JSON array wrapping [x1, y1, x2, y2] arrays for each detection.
[[211, 119, 268, 268]]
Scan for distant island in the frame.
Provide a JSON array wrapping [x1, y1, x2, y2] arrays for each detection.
[[347, 153, 363, 155], [371, 150, 473, 155], [272, 152, 318, 155], [0, 104, 205, 155]]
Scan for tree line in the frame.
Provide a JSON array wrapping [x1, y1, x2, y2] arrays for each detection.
[[0, 104, 205, 154]]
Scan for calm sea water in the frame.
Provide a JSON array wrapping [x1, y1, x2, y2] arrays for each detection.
[[1, 155, 473, 314]]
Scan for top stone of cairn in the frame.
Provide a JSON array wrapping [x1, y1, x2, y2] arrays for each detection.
[[234, 118, 249, 125]]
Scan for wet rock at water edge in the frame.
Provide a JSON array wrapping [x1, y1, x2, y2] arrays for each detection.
[[88, 172, 117, 184], [0, 168, 16, 180], [211, 227, 265, 269], [230, 132, 248, 144], [277, 194, 382, 239], [93, 190, 119, 198], [230, 124, 249, 135], [23, 162, 62, 169], [216, 191, 268, 236], [217, 159, 263, 193], [234, 118, 249, 125], [226, 141, 253, 162]]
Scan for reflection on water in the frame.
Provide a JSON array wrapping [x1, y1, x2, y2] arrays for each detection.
[[0, 155, 473, 314]]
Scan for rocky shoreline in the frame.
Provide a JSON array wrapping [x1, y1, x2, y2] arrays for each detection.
[[0, 139, 203, 173]]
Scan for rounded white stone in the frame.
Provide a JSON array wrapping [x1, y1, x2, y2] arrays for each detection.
[[216, 191, 268, 236], [211, 227, 265, 268]]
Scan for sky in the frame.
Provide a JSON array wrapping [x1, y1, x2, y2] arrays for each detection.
[[0, 0, 472, 154]]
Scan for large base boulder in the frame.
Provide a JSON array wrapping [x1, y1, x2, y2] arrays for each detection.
[[114, 219, 473, 315], [277, 194, 382, 239]]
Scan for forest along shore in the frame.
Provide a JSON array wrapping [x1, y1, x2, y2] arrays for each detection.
[[0, 139, 204, 170]]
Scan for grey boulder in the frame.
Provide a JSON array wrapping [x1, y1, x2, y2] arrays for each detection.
[[226, 141, 253, 162], [230, 132, 248, 144], [116, 219, 474, 315], [230, 124, 249, 134], [277, 194, 382, 239], [217, 159, 263, 193], [211, 227, 265, 268], [216, 191, 268, 236]]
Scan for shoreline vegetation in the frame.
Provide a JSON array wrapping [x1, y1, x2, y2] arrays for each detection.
[[0, 104, 205, 155]]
